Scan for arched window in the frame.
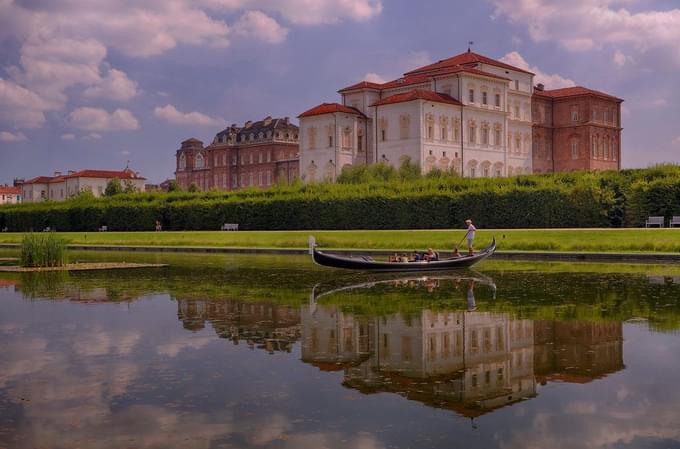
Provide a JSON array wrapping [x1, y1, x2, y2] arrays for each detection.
[[195, 153, 205, 169], [179, 153, 186, 170]]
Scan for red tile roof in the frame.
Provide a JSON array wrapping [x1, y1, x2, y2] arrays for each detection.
[[338, 81, 384, 93], [338, 63, 510, 95], [22, 169, 145, 184], [0, 186, 21, 194], [371, 89, 463, 107], [298, 103, 365, 118], [533, 86, 623, 102], [405, 51, 535, 76]]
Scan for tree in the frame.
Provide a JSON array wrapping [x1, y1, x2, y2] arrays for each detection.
[[123, 180, 137, 194], [104, 178, 123, 196], [167, 180, 181, 192], [188, 183, 199, 193]]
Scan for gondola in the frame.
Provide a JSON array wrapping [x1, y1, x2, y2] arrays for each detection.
[[309, 236, 496, 271]]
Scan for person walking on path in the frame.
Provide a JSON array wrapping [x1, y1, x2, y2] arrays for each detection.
[[465, 219, 476, 256]]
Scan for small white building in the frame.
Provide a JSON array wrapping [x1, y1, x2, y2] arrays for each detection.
[[0, 186, 22, 204], [20, 169, 146, 202], [298, 50, 535, 181]]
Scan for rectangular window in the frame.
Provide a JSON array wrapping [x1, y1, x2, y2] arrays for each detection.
[[232, 177, 238, 188], [468, 126, 476, 144], [381, 129, 386, 141], [481, 128, 489, 145], [249, 153, 254, 164], [232, 155, 237, 165], [258, 153, 263, 164], [267, 151, 271, 162], [483, 167, 489, 177], [495, 129, 501, 146], [441, 127, 447, 141], [571, 141, 578, 159], [426, 126, 433, 140], [482, 92, 488, 105], [495, 93, 501, 107], [514, 106, 520, 119], [329, 135, 333, 147], [468, 89, 474, 103], [571, 106, 579, 122], [514, 80, 519, 90]]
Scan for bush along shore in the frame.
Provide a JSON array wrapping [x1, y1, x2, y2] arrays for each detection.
[[19, 233, 67, 267], [1, 164, 679, 232]]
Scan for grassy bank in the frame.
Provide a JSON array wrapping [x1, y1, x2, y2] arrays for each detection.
[[1, 228, 679, 253]]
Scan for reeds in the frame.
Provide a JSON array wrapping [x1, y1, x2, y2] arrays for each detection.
[[19, 233, 68, 267]]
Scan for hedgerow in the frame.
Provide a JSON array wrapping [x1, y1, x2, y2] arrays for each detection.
[[1, 165, 678, 231]]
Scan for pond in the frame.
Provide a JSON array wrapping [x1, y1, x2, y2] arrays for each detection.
[[1, 251, 680, 449]]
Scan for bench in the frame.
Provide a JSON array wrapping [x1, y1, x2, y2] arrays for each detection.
[[645, 216, 664, 228], [98, 225, 108, 232], [221, 223, 239, 231], [42, 226, 54, 232], [671, 216, 680, 228], [1, 227, 7, 232]]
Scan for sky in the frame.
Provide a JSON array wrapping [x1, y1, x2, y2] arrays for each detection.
[[0, 0, 679, 184]]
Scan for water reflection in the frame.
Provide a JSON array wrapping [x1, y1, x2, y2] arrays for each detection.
[[1, 257, 680, 449]]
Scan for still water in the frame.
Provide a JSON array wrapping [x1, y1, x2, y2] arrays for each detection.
[[1, 251, 680, 449]]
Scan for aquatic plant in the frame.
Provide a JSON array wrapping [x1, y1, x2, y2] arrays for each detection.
[[19, 233, 68, 268]]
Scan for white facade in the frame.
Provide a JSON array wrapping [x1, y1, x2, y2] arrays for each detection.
[[0, 188, 21, 204], [299, 51, 535, 181], [21, 170, 146, 202]]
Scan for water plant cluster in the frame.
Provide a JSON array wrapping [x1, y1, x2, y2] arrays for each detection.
[[19, 233, 68, 268], [0, 164, 678, 231]]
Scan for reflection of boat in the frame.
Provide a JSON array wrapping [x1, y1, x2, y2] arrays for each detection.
[[310, 236, 496, 271], [310, 272, 496, 305]]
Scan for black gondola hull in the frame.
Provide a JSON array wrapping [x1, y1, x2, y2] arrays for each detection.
[[311, 238, 496, 272]]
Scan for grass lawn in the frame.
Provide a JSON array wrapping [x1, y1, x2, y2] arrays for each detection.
[[1, 229, 680, 253]]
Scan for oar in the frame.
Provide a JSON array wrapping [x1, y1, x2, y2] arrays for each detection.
[[454, 230, 470, 251]]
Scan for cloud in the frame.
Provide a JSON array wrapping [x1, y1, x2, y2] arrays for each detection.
[[612, 50, 628, 67], [500, 51, 576, 89], [0, 131, 27, 141], [363, 72, 387, 83], [83, 69, 139, 101], [153, 104, 223, 127], [83, 133, 102, 140], [69, 107, 140, 131], [0, 78, 50, 128], [60, 133, 75, 140], [233, 10, 289, 44], [490, 0, 680, 65], [201, 0, 383, 25]]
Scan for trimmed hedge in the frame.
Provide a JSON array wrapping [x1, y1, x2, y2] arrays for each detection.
[[1, 166, 679, 231]]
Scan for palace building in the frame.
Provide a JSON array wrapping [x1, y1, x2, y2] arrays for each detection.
[[298, 50, 623, 181], [175, 116, 299, 191]]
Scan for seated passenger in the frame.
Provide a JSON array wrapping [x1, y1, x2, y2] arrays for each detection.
[[425, 248, 438, 261]]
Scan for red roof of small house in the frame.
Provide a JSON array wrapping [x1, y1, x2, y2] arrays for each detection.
[[371, 89, 463, 107], [22, 169, 146, 184], [0, 186, 21, 194], [533, 86, 623, 102], [298, 103, 366, 118], [405, 50, 535, 76]]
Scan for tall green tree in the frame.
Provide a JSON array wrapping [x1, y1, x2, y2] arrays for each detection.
[[104, 178, 123, 196]]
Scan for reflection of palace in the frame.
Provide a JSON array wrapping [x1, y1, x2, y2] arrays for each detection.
[[177, 299, 301, 353], [301, 305, 623, 418]]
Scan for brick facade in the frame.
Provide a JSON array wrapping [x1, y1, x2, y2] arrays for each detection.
[[175, 117, 299, 191], [532, 86, 622, 173]]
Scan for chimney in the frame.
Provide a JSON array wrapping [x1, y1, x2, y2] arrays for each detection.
[[283, 116, 289, 125], [535, 83, 545, 91], [54, 171, 62, 177], [244, 120, 253, 129], [263, 116, 273, 126]]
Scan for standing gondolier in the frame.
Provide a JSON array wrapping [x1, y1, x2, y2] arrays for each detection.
[[465, 219, 476, 256]]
